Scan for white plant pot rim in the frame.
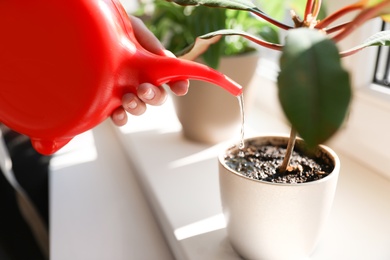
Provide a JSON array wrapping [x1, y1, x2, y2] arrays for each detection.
[[218, 133, 340, 187]]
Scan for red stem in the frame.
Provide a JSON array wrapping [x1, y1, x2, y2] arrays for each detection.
[[304, 0, 315, 21], [315, 3, 363, 29], [340, 48, 362, 58], [251, 9, 293, 30], [333, 1, 390, 42], [246, 37, 283, 52], [324, 21, 351, 34], [218, 31, 283, 51], [312, 0, 322, 20]]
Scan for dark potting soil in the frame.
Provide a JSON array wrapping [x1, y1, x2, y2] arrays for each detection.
[[224, 140, 334, 184]]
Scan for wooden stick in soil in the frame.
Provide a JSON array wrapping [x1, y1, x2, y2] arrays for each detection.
[[279, 127, 297, 174]]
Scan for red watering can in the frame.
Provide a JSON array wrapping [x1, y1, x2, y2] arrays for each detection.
[[0, 0, 242, 155]]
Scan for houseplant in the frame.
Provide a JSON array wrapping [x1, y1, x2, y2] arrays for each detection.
[[134, 0, 279, 144], [162, 0, 390, 258]]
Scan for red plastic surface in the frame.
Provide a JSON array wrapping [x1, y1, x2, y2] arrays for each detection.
[[0, 0, 242, 155]]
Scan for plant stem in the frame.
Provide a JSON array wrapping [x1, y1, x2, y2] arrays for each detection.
[[304, 0, 315, 21], [237, 33, 283, 51], [312, 0, 322, 21], [339, 45, 364, 57], [279, 127, 297, 174], [205, 30, 284, 51], [332, 1, 390, 42], [315, 3, 363, 30], [324, 21, 351, 34], [250, 8, 293, 30]]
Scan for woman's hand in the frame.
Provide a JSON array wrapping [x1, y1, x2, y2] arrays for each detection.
[[111, 16, 189, 126]]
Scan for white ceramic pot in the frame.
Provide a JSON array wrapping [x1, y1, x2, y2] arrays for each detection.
[[218, 135, 340, 260], [172, 52, 259, 144]]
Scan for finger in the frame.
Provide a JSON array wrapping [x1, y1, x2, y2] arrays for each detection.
[[122, 93, 147, 115], [137, 83, 167, 106], [129, 16, 165, 55], [169, 80, 189, 96], [162, 51, 189, 96], [111, 107, 128, 126]]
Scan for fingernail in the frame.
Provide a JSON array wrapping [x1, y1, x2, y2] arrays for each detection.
[[117, 112, 125, 120], [143, 88, 155, 100], [163, 50, 176, 58], [127, 100, 137, 109]]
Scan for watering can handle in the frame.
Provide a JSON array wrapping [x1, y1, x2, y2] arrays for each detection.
[[0, 0, 243, 155], [115, 1, 243, 96]]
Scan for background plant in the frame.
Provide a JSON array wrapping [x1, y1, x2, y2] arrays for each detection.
[[135, 0, 279, 68], [164, 0, 390, 172]]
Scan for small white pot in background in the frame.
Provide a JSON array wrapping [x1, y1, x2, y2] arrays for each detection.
[[172, 52, 259, 144]]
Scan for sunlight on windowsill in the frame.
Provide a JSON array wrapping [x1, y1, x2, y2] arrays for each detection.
[[174, 213, 226, 241]]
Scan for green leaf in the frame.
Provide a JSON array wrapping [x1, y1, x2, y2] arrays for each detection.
[[178, 35, 222, 61], [341, 30, 390, 56], [166, 0, 268, 18], [167, 0, 258, 10], [362, 29, 390, 46], [178, 28, 282, 59], [177, 26, 280, 64], [277, 28, 351, 147]]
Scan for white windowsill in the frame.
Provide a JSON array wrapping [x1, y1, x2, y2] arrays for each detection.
[[111, 85, 390, 259], [50, 122, 174, 260]]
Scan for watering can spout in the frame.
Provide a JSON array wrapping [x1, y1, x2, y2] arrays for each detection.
[[168, 57, 243, 96], [138, 52, 243, 97]]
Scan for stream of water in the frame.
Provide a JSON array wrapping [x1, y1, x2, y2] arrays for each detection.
[[237, 94, 245, 157]]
